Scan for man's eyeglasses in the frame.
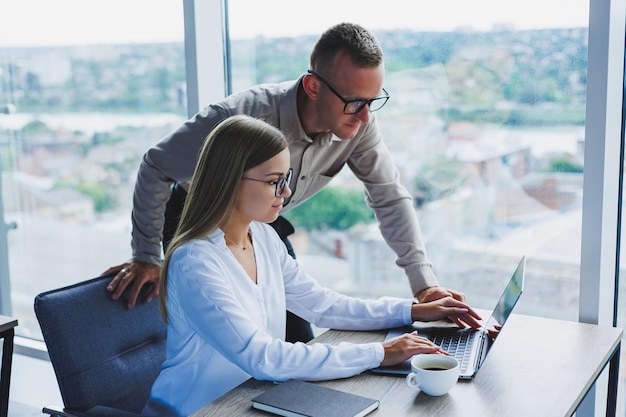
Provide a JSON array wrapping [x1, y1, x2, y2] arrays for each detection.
[[242, 168, 293, 197], [307, 70, 390, 114]]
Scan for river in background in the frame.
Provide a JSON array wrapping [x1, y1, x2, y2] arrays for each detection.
[[0, 112, 187, 134]]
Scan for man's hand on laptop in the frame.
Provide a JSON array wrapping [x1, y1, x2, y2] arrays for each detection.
[[411, 297, 481, 327], [416, 286, 482, 329]]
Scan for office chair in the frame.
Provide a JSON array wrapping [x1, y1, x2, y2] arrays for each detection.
[[34, 273, 167, 417]]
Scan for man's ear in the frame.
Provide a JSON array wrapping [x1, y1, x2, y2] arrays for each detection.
[[302, 73, 320, 100]]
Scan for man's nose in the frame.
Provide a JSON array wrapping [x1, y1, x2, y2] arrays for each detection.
[[355, 105, 370, 123]]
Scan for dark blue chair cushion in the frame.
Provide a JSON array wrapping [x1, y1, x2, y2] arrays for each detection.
[[34, 274, 167, 414]]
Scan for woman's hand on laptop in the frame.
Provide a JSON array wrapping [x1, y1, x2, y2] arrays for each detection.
[[380, 331, 448, 366], [411, 297, 482, 329]]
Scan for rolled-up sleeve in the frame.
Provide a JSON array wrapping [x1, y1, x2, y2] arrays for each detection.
[[347, 117, 439, 295]]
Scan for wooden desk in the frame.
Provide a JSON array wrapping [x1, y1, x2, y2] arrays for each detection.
[[0, 315, 17, 417], [191, 314, 622, 417]]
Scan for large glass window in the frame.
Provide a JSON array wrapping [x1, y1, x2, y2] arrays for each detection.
[[0, 0, 186, 339], [227, 0, 589, 320]]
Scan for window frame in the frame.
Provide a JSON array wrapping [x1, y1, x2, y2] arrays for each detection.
[[183, 0, 229, 117], [579, 0, 624, 328], [578, 0, 626, 413]]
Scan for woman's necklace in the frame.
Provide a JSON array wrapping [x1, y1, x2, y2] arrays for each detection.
[[224, 232, 250, 251]]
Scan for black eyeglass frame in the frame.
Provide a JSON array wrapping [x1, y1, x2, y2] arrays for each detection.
[[242, 168, 293, 197], [307, 70, 390, 114]]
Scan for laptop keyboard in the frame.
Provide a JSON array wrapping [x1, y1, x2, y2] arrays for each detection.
[[427, 329, 478, 372]]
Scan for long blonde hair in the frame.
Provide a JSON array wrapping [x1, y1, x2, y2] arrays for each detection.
[[159, 115, 288, 322]]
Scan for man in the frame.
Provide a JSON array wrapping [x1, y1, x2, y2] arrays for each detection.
[[105, 22, 480, 342]]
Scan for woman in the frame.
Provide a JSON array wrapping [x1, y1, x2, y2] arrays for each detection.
[[142, 115, 479, 417]]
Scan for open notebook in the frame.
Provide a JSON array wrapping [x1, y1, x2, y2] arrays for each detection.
[[373, 256, 526, 379]]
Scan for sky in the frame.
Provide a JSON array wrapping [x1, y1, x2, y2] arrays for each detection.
[[0, 0, 590, 47]]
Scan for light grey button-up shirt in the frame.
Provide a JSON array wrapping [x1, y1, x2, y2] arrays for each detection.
[[131, 74, 438, 295]]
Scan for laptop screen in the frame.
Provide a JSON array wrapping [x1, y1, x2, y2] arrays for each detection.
[[480, 256, 525, 356]]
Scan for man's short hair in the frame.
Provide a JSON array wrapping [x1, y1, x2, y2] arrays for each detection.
[[310, 22, 384, 77]]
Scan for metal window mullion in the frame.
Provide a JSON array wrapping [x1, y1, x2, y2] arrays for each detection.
[[579, 0, 626, 415], [183, 0, 229, 118], [0, 176, 13, 315]]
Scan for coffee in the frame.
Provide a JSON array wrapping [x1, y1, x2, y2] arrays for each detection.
[[422, 367, 449, 371]]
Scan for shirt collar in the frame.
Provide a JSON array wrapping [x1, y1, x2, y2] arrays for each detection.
[[279, 74, 344, 148]]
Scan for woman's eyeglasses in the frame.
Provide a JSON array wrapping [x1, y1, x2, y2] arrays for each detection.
[[242, 168, 293, 197], [307, 70, 390, 114]]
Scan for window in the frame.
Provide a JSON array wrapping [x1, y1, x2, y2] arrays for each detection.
[[227, 0, 589, 318], [0, 1, 186, 339]]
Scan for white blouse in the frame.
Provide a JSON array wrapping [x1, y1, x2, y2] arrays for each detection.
[[143, 221, 413, 417]]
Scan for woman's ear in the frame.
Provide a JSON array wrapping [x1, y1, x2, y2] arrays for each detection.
[[302, 73, 320, 100]]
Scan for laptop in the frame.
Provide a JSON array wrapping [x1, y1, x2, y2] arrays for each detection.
[[372, 256, 526, 380]]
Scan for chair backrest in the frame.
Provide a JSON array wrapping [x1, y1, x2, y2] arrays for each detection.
[[34, 273, 167, 414]]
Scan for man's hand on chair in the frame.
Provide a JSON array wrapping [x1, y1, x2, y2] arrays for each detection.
[[103, 260, 161, 309]]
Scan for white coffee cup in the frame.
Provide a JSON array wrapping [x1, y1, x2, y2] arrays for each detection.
[[405, 354, 460, 396]]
